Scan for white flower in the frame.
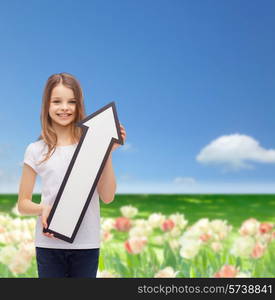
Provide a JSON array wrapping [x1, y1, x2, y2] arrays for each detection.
[[239, 218, 260, 236], [231, 236, 255, 258], [181, 219, 213, 243], [0, 232, 10, 244], [129, 219, 152, 238], [169, 213, 188, 230], [211, 241, 223, 252], [210, 219, 232, 240], [168, 227, 182, 238], [154, 267, 177, 278], [179, 238, 202, 259], [180, 226, 202, 240], [169, 239, 180, 250], [236, 271, 251, 278], [7, 242, 35, 275], [97, 270, 117, 278], [5, 230, 22, 243], [148, 213, 166, 228], [193, 218, 211, 232], [26, 218, 36, 231], [8, 253, 32, 275], [18, 242, 35, 260], [0, 214, 12, 227], [11, 204, 21, 216], [6, 230, 32, 244], [133, 219, 149, 227], [101, 218, 115, 231], [0, 245, 17, 265], [10, 218, 22, 230], [120, 205, 138, 218], [129, 226, 151, 238]]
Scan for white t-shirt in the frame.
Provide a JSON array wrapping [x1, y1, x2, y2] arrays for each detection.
[[23, 139, 100, 249]]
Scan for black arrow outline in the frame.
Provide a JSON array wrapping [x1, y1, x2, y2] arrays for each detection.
[[43, 101, 123, 243]]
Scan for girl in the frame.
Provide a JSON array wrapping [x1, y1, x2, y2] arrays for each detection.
[[18, 72, 126, 278]]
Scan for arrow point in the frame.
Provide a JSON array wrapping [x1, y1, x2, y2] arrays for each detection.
[[76, 102, 123, 145]]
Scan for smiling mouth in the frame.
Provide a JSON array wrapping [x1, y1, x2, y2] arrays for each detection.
[[57, 113, 72, 117]]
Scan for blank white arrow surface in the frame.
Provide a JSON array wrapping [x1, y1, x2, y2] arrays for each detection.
[[45, 102, 123, 243]]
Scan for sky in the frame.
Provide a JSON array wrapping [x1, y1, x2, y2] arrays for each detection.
[[0, 0, 275, 193]]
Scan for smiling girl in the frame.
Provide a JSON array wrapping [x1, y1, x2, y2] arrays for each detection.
[[17, 72, 126, 278]]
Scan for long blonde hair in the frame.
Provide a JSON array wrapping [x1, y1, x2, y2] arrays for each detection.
[[38, 72, 86, 163]]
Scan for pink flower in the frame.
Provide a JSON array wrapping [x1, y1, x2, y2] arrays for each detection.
[[101, 230, 113, 242], [161, 219, 175, 232], [124, 237, 147, 254], [259, 222, 273, 234], [200, 233, 212, 242], [211, 242, 222, 252], [114, 217, 132, 232], [214, 265, 238, 278], [251, 243, 266, 259]]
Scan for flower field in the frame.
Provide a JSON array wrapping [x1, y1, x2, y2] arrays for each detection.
[[0, 194, 275, 278], [99, 211, 275, 277]]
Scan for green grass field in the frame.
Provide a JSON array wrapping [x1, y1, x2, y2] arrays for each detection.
[[1, 193, 274, 227]]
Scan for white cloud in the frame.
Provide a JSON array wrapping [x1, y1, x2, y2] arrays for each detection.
[[173, 177, 196, 185], [196, 133, 275, 171]]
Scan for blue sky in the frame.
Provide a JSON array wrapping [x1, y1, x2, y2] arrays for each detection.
[[0, 0, 275, 193]]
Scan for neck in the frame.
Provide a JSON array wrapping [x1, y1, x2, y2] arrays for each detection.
[[52, 122, 75, 145]]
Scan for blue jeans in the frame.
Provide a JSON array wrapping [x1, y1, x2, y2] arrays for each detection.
[[36, 247, 99, 278]]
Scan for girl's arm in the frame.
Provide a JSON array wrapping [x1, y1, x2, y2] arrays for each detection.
[[97, 123, 126, 203], [97, 152, 116, 204], [18, 164, 55, 238], [18, 164, 43, 216]]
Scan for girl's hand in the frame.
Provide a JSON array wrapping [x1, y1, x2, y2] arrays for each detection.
[[111, 123, 126, 152], [41, 204, 55, 239]]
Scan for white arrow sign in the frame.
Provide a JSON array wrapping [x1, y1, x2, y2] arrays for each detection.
[[43, 102, 123, 243]]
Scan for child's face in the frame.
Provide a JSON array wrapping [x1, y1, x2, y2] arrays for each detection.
[[49, 84, 77, 127]]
